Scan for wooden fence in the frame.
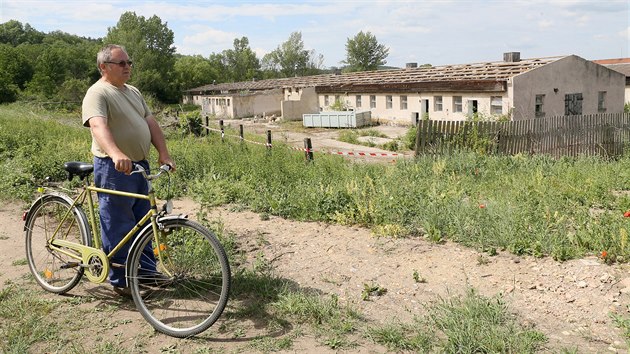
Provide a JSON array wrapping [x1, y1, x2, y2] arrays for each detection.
[[414, 113, 630, 158]]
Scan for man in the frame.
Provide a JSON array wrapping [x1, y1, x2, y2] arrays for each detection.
[[82, 44, 176, 296]]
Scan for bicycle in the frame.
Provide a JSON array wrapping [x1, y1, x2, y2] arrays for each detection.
[[23, 161, 231, 338]]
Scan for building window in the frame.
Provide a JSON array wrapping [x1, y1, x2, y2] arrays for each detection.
[[565, 93, 583, 115], [491, 96, 502, 114], [598, 91, 607, 113], [324, 95, 329, 106], [356, 95, 362, 108], [370, 95, 376, 108], [434, 96, 443, 111], [453, 96, 462, 112], [400, 95, 408, 110], [227, 98, 230, 107], [386, 95, 393, 109], [535, 94, 545, 117]]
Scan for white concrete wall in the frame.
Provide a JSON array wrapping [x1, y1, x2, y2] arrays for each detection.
[[199, 89, 283, 119], [317, 91, 508, 125], [281, 86, 319, 120], [512, 55, 626, 120]]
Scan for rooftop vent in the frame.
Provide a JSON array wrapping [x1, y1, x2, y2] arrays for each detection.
[[503, 52, 521, 62], [406, 62, 418, 69]]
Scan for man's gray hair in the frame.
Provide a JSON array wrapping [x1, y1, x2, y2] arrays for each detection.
[[96, 44, 127, 74]]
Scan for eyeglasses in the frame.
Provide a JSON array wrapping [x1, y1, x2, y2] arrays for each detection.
[[105, 60, 133, 67]]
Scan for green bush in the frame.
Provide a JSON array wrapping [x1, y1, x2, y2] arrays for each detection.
[[179, 111, 203, 136], [337, 130, 359, 145], [403, 125, 417, 150]]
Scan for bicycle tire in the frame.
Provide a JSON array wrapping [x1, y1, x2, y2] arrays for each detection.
[[128, 218, 231, 337], [24, 194, 91, 294]]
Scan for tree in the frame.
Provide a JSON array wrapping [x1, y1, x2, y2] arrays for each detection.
[[262, 32, 323, 78], [343, 31, 389, 72], [104, 12, 177, 102], [0, 70, 18, 103], [24, 40, 96, 100], [173, 55, 219, 91], [27, 45, 72, 99], [26, 48, 68, 98], [207, 53, 228, 83], [222, 37, 260, 82], [0, 20, 44, 46], [306, 51, 325, 75], [0, 44, 33, 91]]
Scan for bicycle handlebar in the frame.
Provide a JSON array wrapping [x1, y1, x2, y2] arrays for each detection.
[[131, 163, 172, 181]]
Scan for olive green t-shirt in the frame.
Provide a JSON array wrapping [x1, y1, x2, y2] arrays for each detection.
[[82, 80, 152, 162]]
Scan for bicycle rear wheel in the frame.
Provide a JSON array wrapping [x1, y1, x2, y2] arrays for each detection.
[[128, 218, 231, 338], [24, 194, 91, 294]]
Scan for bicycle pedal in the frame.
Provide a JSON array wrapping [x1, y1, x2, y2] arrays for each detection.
[[60, 262, 80, 269]]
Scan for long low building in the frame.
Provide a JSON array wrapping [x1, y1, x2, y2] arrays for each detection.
[[183, 52, 627, 125]]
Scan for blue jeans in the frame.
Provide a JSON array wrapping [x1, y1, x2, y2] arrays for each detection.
[[93, 157, 156, 287]]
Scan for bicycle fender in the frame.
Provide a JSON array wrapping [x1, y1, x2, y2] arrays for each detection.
[[23, 192, 78, 231], [125, 215, 188, 280]]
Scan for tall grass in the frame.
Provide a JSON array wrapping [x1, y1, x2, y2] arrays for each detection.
[[365, 288, 546, 352], [2, 103, 630, 263], [167, 135, 630, 262], [0, 104, 91, 200]]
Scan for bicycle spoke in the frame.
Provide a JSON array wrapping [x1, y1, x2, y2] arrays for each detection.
[[25, 195, 89, 294], [128, 219, 230, 337]]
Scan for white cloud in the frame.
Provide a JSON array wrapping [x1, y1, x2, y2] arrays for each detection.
[[182, 26, 238, 49], [1, 0, 627, 67], [253, 47, 269, 59], [538, 20, 554, 30], [134, 2, 346, 23]]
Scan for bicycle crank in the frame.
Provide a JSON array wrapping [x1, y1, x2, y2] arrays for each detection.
[[50, 239, 109, 283]]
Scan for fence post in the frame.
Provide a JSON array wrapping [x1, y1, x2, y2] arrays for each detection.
[[239, 124, 244, 142], [219, 120, 225, 142], [266, 130, 272, 150], [304, 138, 314, 162], [414, 121, 422, 157], [205, 115, 209, 137]]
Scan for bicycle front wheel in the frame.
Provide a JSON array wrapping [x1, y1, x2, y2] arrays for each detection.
[[128, 218, 231, 338], [24, 194, 91, 294]]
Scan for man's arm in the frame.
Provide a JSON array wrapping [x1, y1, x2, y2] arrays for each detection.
[[88, 116, 134, 174], [146, 115, 176, 171]]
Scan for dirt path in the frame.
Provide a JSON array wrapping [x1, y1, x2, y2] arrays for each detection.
[[2, 198, 629, 352], [220, 119, 414, 162]]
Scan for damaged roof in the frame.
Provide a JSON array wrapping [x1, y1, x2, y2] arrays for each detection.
[[186, 55, 566, 95], [594, 58, 630, 84]]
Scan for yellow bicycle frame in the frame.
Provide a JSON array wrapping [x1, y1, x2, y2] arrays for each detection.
[[45, 174, 169, 283]]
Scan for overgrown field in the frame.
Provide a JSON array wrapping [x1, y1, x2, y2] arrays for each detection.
[[4, 103, 630, 352], [3, 103, 630, 263]]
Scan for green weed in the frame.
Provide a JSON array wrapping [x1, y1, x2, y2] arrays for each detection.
[[412, 269, 427, 283], [361, 282, 387, 301], [11, 258, 27, 266], [611, 307, 630, 345], [366, 288, 547, 353], [0, 286, 62, 352]]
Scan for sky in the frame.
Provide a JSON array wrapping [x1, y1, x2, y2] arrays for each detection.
[[1, 0, 629, 68]]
